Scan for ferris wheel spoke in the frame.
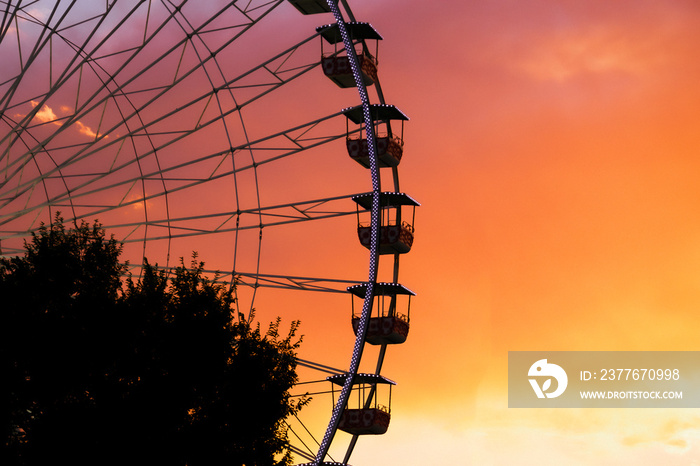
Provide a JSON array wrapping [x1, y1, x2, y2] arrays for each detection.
[[296, 358, 344, 375], [0, 108, 353, 232], [106, 193, 359, 243], [235, 272, 358, 294], [0, 50, 330, 214], [0, 0, 306, 184]]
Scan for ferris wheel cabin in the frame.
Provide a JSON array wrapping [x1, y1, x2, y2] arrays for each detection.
[[353, 192, 419, 255], [327, 373, 395, 436], [316, 22, 382, 88], [348, 282, 415, 345], [287, 0, 331, 15], [343, 104, 408, 168]]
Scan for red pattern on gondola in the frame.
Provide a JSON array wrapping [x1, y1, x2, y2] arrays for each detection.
[[338, 408, 390, 435]]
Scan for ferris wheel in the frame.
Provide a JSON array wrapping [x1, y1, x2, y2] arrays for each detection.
[[0, 0, 419, 464]]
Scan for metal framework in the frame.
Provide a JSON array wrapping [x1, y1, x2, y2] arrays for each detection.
[[0, 1, 417, 464]]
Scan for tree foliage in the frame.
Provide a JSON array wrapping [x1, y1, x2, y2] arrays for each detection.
[[0, 216, 305, 465]]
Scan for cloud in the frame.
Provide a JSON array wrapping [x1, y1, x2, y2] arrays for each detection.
[[470, 1, 700, 85], [622, 418, 700, 452], [122, 192, 153, 212], [350, 413, 700, 466], [30, 101, 60, 125], [75, 120, 100, 139], [511, 25, 666, 83], [28, 101, 105, 139]]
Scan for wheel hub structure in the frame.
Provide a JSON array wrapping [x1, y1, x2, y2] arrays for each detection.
[[0, 1, 419, 464]]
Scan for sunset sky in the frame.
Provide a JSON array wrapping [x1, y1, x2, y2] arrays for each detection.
[[343, 0, 700, 464], [3, 0, 700, 464], [352, 0, 700, 463]]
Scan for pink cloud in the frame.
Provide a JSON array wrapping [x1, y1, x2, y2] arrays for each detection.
[[74, 121, 100, 139], [28, 101, 105, 138], [30, 101, 59, 125]]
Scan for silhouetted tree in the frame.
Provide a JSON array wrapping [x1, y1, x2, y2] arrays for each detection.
[[0, 215, 305, 466]]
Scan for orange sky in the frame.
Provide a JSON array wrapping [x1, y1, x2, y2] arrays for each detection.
[[352, 0, 700, 464], [3, 0, 700, 464]]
